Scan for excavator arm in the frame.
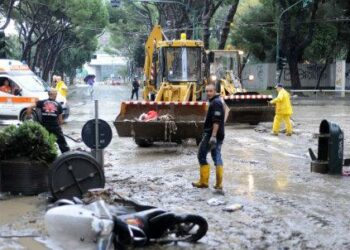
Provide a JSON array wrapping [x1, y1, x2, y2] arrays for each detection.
[[143, 25, 163, 100]]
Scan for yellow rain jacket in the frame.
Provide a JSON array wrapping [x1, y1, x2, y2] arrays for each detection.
[[270, 88, 293, 115], [55, 80, 68, 98]]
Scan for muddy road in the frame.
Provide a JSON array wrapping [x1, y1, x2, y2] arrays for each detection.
[[1, 84, 350, 249]]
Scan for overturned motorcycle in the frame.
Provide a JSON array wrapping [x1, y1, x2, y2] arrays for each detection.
[[45, 190, 208, 249]]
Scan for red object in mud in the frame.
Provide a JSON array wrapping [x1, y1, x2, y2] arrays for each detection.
[[144, 110, 158, 121]]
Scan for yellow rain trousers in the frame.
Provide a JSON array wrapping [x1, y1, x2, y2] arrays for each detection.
[[270, 88, 293, 135], [55, 81, 68, 98]]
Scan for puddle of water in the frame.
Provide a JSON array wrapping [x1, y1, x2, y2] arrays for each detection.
[[0, 196, 40, 225], [17, 238, 47, 250], [0, 196, 48, 249]]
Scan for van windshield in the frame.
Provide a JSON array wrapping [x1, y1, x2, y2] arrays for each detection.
[[12, 75, 49, 92]]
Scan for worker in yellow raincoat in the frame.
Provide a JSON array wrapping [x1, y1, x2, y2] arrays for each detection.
[[55, 76, 68, 98], [269, 83, 293, 136]]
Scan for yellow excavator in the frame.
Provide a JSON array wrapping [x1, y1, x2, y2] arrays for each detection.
[[206, 50, 274, 125], [114, 25, 274, 146], [114, 25, 207, 146]]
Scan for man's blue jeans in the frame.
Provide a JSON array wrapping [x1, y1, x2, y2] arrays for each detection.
[[197, 133, 223, 166]]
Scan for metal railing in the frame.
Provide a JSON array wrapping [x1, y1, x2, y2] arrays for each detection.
[[289, 89, 350, 104]]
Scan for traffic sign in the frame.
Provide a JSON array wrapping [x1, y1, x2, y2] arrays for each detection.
[[81, 119, 112, 149]]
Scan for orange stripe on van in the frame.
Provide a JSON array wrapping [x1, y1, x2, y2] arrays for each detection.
[[0, 96, 38, 104], [0, 65, 30, 72]]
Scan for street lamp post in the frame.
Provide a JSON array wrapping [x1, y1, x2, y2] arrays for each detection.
[[275, 0, 312, 83]]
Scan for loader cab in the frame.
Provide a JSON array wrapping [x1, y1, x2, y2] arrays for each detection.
[[208, 50, 244, 91], [209, 50, 240, 80]]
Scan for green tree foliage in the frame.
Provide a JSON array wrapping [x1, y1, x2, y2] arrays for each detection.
[[313, 0, 350, 62], [55, 45, 96, 84], [108, 0, 241, 75], [5, 35, 22, 60], [305, 24, 338, 62], [231, 0, 276, 62], [107, 1, 156, 71], [110, 0, 349, 88], [229, 0, 350, 88], [0, 0, 16, 30], [7, 0, 108, 80]]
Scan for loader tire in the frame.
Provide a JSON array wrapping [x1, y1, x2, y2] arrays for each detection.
[[135, 138, 153, 147]]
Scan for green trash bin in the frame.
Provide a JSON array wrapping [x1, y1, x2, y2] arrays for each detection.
[[310, 120, 344, 175]]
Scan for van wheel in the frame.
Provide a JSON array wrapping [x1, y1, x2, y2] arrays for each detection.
[[134, 138, 153, 147], [20, 109, 39, 122]]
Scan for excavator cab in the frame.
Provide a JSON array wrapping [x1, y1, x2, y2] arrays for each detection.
[[163, 47, 201, 83], [207, 50, 275, 125], [154, 45, 202, 102]]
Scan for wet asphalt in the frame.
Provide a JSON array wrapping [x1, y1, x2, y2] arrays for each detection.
[[1, 83, 350, 249]]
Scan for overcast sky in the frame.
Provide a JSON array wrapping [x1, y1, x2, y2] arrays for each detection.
[[4, 20, 17, 35]]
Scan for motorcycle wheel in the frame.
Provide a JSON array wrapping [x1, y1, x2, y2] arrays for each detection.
[[160, 214, 208, 243]]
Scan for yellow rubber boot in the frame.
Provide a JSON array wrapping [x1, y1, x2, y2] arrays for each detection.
[[284, 115, 293, 136], [272, 114, 282, 135], [213, 166, 223, 190], [192, 164, 210, 188]]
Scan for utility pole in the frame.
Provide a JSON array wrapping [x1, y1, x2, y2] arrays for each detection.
[[275, 0, 313, 83]]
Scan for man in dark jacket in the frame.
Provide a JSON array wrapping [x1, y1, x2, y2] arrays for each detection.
[[192, 84, 225, 190], [131, 77, 140, 100], [27, 89, 70, 153]]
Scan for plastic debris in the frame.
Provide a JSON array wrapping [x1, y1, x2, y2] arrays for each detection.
[[138, 110, 158, 121], [207, 198, 226, 206], [223, 203, 243, 212]]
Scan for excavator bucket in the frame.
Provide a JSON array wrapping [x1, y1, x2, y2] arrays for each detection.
[[224, 92, 275, 125], [114, 101, 207, 145]]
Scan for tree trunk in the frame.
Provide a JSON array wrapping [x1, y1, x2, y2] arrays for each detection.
[[202, 18, 211, 49], [218, 1, 239, 50], [239, 53, 250, 87], [21, 44, 31, 64], [288, 53, 301, 89], [42, 45, 54, 81], [0, 0, 16, 30], [69, 71, 75, 85], [32, 42, 44, 69], [315, 58, 330, 90], [277, 0, 320, 89]]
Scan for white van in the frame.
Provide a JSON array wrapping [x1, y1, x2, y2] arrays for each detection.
[[0, 59, 69, 121]]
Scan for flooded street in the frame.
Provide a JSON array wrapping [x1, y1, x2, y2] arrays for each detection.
[[1, 84, 350, 249]]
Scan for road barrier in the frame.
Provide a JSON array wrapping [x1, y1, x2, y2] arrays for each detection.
[[290, 89, 350, 98]]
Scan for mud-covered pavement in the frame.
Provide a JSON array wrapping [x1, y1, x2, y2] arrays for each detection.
[[1, 84, 350, 249]]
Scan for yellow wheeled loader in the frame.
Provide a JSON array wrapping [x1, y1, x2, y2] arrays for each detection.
[[206, 50, 274, 125], [114, 25, 207, 146]]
